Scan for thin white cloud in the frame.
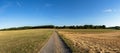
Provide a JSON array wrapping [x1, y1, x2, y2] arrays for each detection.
[[103, 8, 113, 13], [45, 3, 52, 7], [0, 3, 11, 13], [16, 1, 22, 7]]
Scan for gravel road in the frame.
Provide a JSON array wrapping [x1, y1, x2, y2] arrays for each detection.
[[38, 31, 71, 53]]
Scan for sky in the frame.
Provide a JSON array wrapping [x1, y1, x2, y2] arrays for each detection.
[[0, 0, 120, 28]]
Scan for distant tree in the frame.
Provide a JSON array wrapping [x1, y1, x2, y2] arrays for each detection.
[[115, 26, 120, 30], [102, 25, 106, 29]]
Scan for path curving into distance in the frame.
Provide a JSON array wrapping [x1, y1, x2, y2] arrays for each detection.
[[38, 31, 72, 53]]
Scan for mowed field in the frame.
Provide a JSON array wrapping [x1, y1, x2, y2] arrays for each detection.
[[58, 29, 120, 53], [0, 29, 53, 53]]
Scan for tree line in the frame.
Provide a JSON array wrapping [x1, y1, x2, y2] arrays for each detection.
[[55, 25, 106, 29], [107, 26, 120, 30], [0, 25, 108, 31]]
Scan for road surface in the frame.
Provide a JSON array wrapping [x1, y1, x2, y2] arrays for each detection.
[[38, 31, 71, 53]]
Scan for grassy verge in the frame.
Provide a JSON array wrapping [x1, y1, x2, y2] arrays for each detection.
[[58, 33, 78, 53], [0, 29, 53, 53]]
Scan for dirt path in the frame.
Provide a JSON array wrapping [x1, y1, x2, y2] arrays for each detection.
[[38, 31, 71, 53]]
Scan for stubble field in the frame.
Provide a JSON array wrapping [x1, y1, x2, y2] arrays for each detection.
[[58, 29, 120, 53]]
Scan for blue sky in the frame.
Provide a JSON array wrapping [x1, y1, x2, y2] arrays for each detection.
[[0, 0, 120, 28]]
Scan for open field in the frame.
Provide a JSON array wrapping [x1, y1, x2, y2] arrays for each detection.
[[0, 29, 53, 53], [58, 29, 120, 53]]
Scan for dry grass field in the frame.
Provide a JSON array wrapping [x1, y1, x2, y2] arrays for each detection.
[[0, 29, 53, 53], [58, 29, 120, 53]]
